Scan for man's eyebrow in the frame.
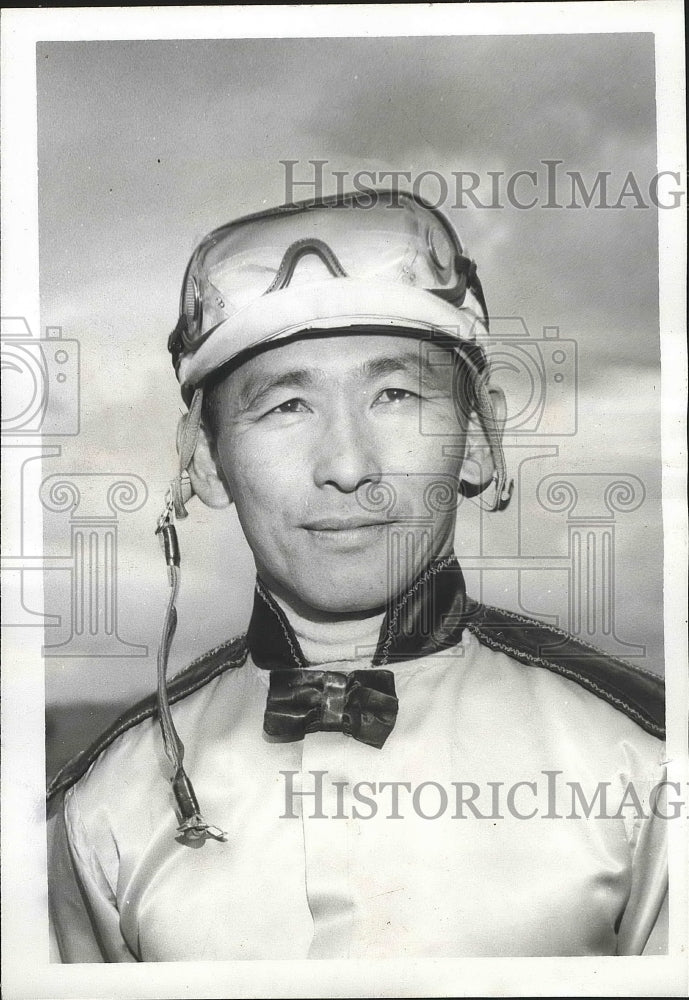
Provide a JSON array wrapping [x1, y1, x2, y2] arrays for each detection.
[[361, 351, 450, 387], [237, 368, 324, 410], [236, 349, 450, 410]]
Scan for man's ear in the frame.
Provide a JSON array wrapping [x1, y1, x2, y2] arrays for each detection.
[[177, 415, 232, 509], [460, 386, 507, 492]]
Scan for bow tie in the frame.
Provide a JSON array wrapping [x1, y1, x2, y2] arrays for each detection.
[[263, 669, 399, 749]]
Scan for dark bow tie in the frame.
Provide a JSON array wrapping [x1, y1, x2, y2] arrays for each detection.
[[263, 669, 399, 749]]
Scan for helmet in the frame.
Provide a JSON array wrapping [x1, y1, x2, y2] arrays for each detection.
[[169, 188, 491, 396], [167, 188, 511, 518]]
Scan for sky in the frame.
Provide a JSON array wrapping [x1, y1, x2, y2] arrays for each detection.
[[34, 33, 665, 717]]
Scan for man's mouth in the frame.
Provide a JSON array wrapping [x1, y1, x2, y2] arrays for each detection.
[[301, 515, 397, 549], [302, 516, 396, 531]]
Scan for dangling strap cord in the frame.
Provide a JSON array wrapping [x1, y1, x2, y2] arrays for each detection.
[[155, 388, 226, 841]]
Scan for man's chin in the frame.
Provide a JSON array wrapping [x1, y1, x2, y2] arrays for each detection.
[[258, 543, 448, 620], [281, 571, 414, 619]]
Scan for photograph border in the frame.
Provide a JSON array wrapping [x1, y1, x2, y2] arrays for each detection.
[[1, 4, 687, 998]]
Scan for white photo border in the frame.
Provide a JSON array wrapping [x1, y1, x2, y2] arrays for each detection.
[[1, 4, 686, 998]]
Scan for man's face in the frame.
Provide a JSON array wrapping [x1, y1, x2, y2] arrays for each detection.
[[208, 334, 469, 617]]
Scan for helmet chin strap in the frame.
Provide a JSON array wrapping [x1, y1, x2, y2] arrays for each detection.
[[171, 387, 204, 518], [471, 372, 514, 513], [454, 349, 514, 513], [155, 388, 226, 842]]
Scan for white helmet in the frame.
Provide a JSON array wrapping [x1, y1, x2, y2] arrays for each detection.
[[169, 188, 491, 396]]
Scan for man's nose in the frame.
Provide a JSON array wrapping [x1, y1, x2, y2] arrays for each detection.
[[312, 408, 382, 493]]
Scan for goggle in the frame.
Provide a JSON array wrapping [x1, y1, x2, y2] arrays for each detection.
[[169, 189, 488, 373]]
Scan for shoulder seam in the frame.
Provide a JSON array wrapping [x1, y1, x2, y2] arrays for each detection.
[[481, 603, 661, 682], [467, 622, 664, 739], [171, 634, 247, 679]]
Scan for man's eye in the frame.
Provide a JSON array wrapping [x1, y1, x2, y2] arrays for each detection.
[[269, 398, 309, 415], [375, 388, 418, 404]]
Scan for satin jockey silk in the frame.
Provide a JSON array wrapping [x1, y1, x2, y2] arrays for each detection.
[[47, 557, 667, 962]]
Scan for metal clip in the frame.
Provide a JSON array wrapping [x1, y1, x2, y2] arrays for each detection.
[[156, 490, 177, 583], [156, 489, 174, 533]]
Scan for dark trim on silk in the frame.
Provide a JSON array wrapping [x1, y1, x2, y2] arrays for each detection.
[[463, 599, 665, 739], [47, 556, 665, 800], [46, 636, 248, 802], [249, 555, 475, 671]]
